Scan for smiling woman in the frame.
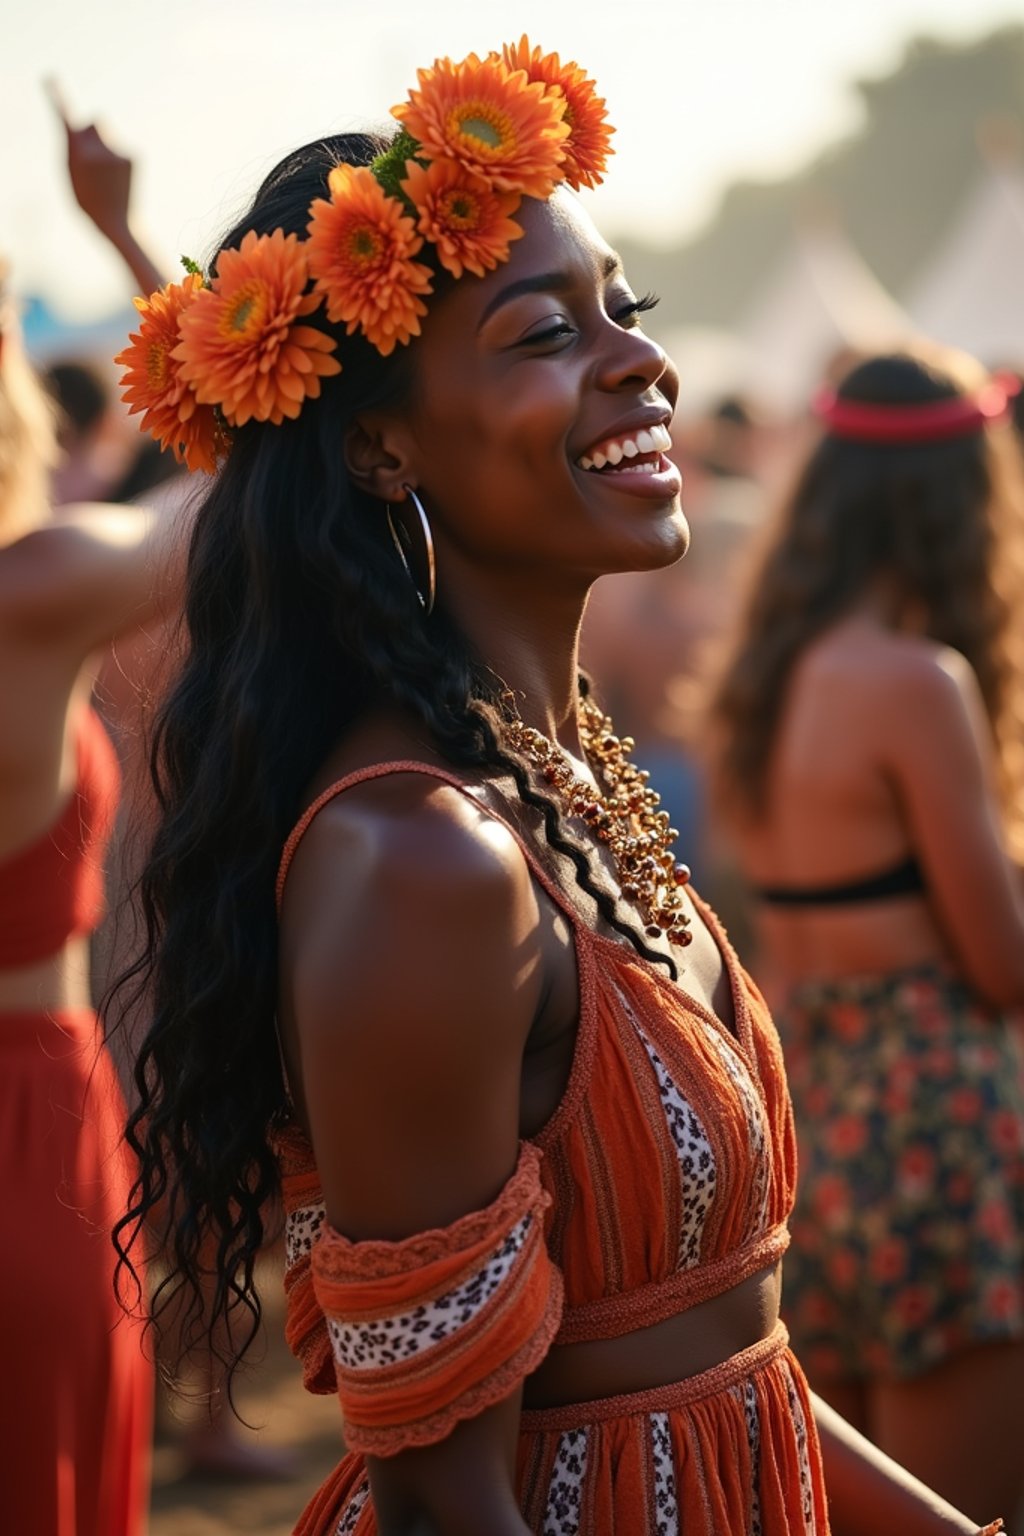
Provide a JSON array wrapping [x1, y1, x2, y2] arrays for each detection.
[[109, 39, 1002, 1536]]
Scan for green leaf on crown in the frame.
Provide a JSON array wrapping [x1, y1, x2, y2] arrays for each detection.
[[371, 129, 426, 213]]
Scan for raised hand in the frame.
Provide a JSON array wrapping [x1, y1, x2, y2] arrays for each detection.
[[47, 78, 133, 243], [45, 78, 164, 298]]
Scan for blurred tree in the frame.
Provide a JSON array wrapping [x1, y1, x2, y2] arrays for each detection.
[[618, 26, 1024, 330]]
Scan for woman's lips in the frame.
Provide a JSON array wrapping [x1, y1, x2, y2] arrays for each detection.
[[576, 451, 683, 499]]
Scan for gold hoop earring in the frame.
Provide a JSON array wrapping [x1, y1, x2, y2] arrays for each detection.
[[385, 486, 436, 616]]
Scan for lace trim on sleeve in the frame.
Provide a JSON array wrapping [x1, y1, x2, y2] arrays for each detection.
[[310, 1142, 563, 1456]]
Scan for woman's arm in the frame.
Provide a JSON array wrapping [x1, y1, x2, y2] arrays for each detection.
[[280, 773, 552, 1535], [0, 493, 192, 656], [813, 1393, 999, 1536], [882, 645, 1024, 1009]]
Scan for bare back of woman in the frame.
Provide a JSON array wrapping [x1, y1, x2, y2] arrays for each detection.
[[743, 607, 1024, 1001], [711, 346, 1024, 1527]]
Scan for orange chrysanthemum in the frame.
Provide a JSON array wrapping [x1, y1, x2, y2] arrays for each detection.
[[501, 37, 614, 191], [401, 158, 523, 280], [306, 164, 434, 356], [173, 230, 341, 428], [115, 274, 220, 473], [393, 50, 570, 200]]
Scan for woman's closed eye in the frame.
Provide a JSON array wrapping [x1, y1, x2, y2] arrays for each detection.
[[520, 292, 661, 348], [519, 315, 577, 346]]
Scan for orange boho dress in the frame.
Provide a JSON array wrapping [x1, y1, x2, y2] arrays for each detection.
[[273, 763, 829, 1534], [0, 708, 151, 1536]]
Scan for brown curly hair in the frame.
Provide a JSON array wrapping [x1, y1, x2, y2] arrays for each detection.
[[708, 346, 1024, 849]]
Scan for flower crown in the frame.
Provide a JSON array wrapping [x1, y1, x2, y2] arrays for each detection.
[[115, 39, 614, 474]]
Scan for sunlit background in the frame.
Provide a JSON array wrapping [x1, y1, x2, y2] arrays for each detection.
[[6, 10, 1024, 1529], [5, 0, 1023, 381]]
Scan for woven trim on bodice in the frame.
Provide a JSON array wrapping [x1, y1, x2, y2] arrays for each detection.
[[520, 1321, 791, 1430], [554, 1222, 790, 1345]]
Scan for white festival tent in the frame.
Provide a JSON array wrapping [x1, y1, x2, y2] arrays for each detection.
[[736, 220, 914, 415], [906, 160, 1024, 366]]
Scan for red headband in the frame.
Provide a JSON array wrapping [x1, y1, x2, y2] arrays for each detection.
[[813, 373, 1020, 443]]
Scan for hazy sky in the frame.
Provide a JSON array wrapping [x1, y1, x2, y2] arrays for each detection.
[[4, 0, 1022, 318]]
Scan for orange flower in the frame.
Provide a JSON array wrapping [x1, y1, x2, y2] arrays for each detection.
[[393, 50, 570, 200], [174, 230, 341, 427], [115, 274, 220, 473], [501, 37, 614, 191], [306, 164, 433, 356], [400, 158, 523, 280]]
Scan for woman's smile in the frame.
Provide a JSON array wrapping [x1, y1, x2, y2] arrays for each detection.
[[574, 418, 682, 500]]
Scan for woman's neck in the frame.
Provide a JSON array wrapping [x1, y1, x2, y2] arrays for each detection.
[[442, 568, 591, 758], [849, 574, 927, 635]]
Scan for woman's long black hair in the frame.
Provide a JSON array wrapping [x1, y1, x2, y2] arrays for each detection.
[[709, 347, 1024, 827], [110, 130, 674, 1388]]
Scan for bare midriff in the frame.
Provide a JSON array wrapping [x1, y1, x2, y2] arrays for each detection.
[[0, 936, 93, 1013], [522, 1263, 782, 1409]]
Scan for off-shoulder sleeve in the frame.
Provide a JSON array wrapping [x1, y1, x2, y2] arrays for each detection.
[[308, 1140, 563, 1457]]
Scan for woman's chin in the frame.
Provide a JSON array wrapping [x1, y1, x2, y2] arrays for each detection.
[[612, 506, 690, 573]]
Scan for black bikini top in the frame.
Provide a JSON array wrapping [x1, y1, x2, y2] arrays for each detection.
[[752, 854, 925, 907]]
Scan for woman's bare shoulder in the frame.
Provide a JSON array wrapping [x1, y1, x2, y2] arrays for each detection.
[[803, 623, 974, 701], [286, 767, 529, 905], [280, 764, 543, 1009], [872, 633, 980, 713]]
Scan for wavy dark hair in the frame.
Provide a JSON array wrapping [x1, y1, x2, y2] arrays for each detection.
[[709, 346, 1024, 826], [110, 130, 675, 1390]]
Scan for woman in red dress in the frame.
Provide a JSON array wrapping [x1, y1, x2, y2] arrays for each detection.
[[0, 111, 183, 1535]]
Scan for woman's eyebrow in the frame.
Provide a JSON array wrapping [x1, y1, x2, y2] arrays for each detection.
[[476, 251, 624, 331]]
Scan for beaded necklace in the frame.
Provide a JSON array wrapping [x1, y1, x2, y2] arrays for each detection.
[[502, 694, 692, 947]]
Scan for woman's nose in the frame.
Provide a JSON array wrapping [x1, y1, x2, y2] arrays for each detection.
[[597, 320, 677, 401]]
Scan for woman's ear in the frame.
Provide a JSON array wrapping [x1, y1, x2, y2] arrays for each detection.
[[344, 414, 416, 503]]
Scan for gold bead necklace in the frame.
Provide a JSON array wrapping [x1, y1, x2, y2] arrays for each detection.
[[502, 693, 692, 947]]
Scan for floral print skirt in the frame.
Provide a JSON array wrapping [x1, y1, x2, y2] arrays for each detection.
[[778, 964, 1024, 1381]]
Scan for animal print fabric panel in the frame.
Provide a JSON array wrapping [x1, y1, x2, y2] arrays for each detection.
[[326, 1214, 533, 1372]]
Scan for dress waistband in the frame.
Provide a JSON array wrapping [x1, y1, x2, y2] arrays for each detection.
[[520, 1321, 790, 1431], [555, 1224, 790, 1345]]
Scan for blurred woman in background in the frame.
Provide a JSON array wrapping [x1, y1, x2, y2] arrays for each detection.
[[0, 107, 185, 1532], [709, 344, 1024, 1522]]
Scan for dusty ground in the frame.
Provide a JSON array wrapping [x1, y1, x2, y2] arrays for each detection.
[[149, 1269, 342, 1536]]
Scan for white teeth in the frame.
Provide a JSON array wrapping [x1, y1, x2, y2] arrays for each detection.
[[576, 421, 673, 471]]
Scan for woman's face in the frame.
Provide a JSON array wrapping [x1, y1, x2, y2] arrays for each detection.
[[388, 190, 687, 592]]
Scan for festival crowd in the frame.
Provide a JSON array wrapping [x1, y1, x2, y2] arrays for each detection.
[[2, 39, 1022, 1536]]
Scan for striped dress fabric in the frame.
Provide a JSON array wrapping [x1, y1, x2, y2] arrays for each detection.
[[274, 763, 830, 1535]]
